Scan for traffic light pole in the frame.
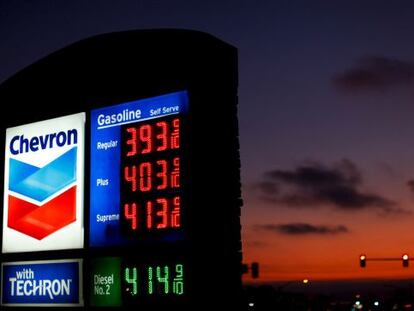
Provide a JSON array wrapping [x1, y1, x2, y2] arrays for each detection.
[[359, 254, 409, 268], [242, 262, 260, 278], [365, 258, 408, 261]]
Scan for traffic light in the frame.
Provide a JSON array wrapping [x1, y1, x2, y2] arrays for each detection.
[[402, 254, 409, 267], [251, 262, 259, 278], [359, 255, 366, 268]]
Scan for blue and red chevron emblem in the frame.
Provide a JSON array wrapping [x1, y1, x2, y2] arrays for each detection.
[[7, 147, 77, 240]]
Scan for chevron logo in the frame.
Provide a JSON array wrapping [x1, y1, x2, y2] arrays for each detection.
[[2, 113, 85, 253], [7, 147, 77, 240]]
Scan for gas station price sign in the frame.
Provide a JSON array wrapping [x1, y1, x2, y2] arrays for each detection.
[[90, 257, 187, 307], [90, 91, 189, 247], [121, 115, 182, 235]]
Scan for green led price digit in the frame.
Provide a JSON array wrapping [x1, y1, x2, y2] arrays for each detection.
[[148, 264, 184, 296], [125, 267, 138, 296], [173, 264, 184, 295], [157, 266, 170, 294], [148, 267, 153, 294], [148, 265, 171, 295]]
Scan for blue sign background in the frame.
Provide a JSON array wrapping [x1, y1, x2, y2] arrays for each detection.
[[1, 260, 81, 305], [90, 91, 189, 247]]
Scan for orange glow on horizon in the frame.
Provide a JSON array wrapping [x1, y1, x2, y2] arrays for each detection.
[[241, 198, 414, 284]]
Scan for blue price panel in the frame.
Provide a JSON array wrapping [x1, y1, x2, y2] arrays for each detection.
[[1, 259, 83, 307], [90, 91, 189, 247]]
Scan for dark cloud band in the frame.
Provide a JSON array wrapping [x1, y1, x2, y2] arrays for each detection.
[[256, 223, 349, 235], [332, 56, 414, 91], [256, 159, 402, 214]]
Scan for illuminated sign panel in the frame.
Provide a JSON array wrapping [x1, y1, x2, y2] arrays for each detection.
[[122, 261, 185, 301], [90, 91, 188, 246], [90, 257, 122, 307], [2, 113, 85, 253], [90, 257, 186, 307], [1, 259, 83, 306]]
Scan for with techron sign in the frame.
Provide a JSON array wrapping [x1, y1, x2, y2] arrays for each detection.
[[1, 259, 83, 306], [2, 113, 85, 253]]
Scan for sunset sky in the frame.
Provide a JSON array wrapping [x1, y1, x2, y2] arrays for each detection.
[[1, 0, 414, 283]]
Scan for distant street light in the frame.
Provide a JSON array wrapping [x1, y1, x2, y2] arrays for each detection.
[[403, 254, 409, 267], [354, 301, 363, 310]]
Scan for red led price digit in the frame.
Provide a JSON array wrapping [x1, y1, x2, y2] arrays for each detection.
[[124, 166, 137, 191], [139, 124, 152, 154], [146, 196, 181, 230], [146, 200, 154, 229], [171, 196, 181, 228], [124, 203, 137, 230], [156, 198, 168, 229], [126, 127, 137, 156], [125, 158, 180, 193], [171, 157, 180, 188], [146, 201, 153, 229], [171, 118, 180, 149], [122, 117, 183, 235], [139, 162, 152, 192], [125, 197, 181, 231], [124, 118, 181, 156], [156, 121, 168, 151], [156, 160, 167, 190]]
